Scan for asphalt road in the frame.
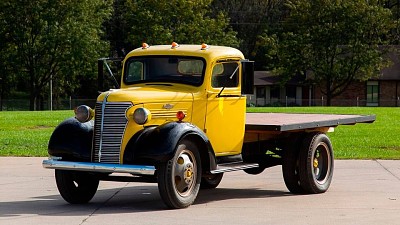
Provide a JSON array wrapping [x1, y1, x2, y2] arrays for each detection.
[[1, 157, 399, 225]]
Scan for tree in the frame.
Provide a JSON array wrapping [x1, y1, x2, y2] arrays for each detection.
[[122, 0, 238, 49], [0, 0, 112, 110], [380, 0, 400, 44], [104, 0, 131, 57], [211, 0, 286, 69], [268, 0, 393, 105]]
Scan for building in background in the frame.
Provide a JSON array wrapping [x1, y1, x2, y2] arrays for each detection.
[[249, 49, 400, 107]]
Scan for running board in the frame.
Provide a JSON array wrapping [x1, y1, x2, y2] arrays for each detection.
[[211, 162, 259, 174]]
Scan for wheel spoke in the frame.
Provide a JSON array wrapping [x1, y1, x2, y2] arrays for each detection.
[[173, 152, 196, 194], [175, 157, 186, 176]]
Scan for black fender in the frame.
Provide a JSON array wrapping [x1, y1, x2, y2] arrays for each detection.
[[123, 122, 217, 172], [48, 117, 93, 162]]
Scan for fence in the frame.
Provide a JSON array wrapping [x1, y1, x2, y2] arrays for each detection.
[[1, 97, 399, 111], [0, 99, 96, 111], [248, 96, 400, 107]]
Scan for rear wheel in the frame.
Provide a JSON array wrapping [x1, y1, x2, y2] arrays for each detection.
[[55, 170, 99, 204], [201, 173, 223, 189], [298, 133, 334, 193], [282, 137, 304, 194], [158, 139, 201, 209]]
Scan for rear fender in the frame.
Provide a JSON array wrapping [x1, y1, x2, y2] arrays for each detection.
[[48, 117, 93, 162], [123, 122, 217, 171]]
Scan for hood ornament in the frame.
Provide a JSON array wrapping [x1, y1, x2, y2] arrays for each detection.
[[162, 103, 174, 110]]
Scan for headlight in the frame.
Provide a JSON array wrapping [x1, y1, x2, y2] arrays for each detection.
[[74, 105, 94, 123], [133, 108, 151, 125]]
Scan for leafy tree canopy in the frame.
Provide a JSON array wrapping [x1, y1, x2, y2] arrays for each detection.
[[0, 0, 112, 110], [267, 0, 394, 105], [123, 0, 238, 50]]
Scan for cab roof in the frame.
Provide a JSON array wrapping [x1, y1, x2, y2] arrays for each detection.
[[125, 44, 245, 61]]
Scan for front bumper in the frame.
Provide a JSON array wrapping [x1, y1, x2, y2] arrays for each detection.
[[42, 159, 156, 176]]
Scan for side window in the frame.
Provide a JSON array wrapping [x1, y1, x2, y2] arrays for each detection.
[[126, 61, 143, 82], [211, 62, 239, 88]]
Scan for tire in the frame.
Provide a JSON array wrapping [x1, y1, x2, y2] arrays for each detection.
[[298, 133, 334, 194], [244, 167, 265, 175], [158, 139, 202, 209], [201, 173, 223, 189], [55, 170, 99, 204], [282, 136, 304, 194]]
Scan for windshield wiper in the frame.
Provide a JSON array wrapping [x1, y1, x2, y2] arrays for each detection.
[[217, 64, 239, 97]]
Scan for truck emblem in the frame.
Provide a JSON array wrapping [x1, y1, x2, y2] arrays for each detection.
[[162, 103, 174, 109]]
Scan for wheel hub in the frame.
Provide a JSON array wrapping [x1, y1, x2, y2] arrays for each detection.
[[174, 151, 196, 195], [313, 158, 319, 168], [184, 166, 194, 183]]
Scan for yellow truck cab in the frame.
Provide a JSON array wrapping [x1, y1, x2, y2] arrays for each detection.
[[43, 43, 375, 209]]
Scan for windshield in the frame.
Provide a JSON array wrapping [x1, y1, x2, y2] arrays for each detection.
[[124, 56, 206, 86]]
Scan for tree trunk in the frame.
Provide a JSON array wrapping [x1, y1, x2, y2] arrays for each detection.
[[29, 95, 36, 111], [29, 66, 37, 111], [326, 94, 332, 106], [325, 79, 332, 106]]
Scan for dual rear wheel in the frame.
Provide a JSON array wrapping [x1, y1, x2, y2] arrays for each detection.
[[282, 132, 334, 194]]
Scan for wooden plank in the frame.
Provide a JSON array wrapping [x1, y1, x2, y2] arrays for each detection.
[[245, 113, 376, 132]]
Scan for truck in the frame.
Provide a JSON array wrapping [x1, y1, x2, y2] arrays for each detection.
[[43, 43, 375, 209]]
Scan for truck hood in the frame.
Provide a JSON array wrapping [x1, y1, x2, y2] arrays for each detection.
[[98, 85, 194, 104]]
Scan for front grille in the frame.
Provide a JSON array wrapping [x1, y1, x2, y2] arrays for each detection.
[[93, 102, 132, 163]]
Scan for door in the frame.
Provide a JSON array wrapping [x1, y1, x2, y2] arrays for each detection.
[[205, 61, 246, 156]]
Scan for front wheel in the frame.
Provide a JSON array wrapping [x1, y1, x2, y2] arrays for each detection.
[[55, 170, 99, 204], [298, 133, 334, 194], [158, 139, 202, 209], [201, 173, 223, 189]]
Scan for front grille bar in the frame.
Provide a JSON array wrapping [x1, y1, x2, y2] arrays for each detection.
[[93, 95, 132, 164]]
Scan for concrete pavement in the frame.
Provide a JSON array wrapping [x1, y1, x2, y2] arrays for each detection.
[[0, 157, 399, 225]]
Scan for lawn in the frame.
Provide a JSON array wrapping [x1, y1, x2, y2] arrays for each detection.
[[0, 111, 72, 156], [0, 107, 399, 159]]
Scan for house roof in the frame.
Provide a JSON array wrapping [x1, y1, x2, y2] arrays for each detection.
[[254, 71, 306, 86], [379, 47, 400, 80]]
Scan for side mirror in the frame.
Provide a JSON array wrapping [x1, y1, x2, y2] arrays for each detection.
[[97, 58, 123, 92], [98, 59, 104, 91], [241, 60, 254, 95]]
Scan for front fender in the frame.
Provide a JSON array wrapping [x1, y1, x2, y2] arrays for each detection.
[[48, 117, 93, 162], [123, 122, 215, 167]]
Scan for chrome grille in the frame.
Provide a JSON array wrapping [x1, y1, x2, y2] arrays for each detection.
[[93, 102, 132, 163]]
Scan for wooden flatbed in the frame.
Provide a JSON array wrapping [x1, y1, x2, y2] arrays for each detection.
[[245, 113, 376, 132]]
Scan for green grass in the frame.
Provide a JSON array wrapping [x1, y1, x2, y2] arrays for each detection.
[[0, 111, 72, 156], [0, 107, 399, 159], [248, 107, 400, 159]]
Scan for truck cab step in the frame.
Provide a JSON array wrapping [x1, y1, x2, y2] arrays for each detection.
[[211, 162, 259, 174]]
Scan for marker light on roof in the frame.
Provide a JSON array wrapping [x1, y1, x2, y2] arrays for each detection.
[[171, 42, 179, 49], [142, 43, 149, 49], [201, 43, 209, 50]]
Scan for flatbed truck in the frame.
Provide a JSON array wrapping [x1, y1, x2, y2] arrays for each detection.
[[43, 43, 375, 208]]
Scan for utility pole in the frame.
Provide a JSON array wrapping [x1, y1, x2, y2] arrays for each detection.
[[50, 74, 53, 111]]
